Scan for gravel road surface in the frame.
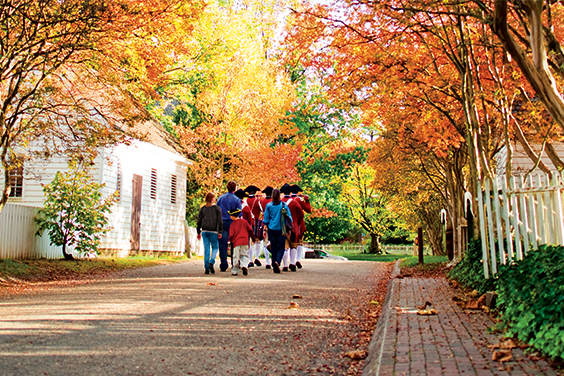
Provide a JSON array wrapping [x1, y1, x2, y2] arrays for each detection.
[[0, 259, 390, 376]]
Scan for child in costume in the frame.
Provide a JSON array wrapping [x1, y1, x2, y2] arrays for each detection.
[[228, 208, 256, 276]]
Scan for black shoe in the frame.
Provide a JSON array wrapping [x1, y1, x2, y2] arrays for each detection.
[[209, 264, 215, 274], [254, 259, 262, 267], [205, 269, 210, 275], [248, 262, 254, 268], [220, 268, 227, 272], [296, 261, 302, 269], [266, 265, 272, 270], [242, 267, 248, 276], [273, 262, 280, 273], [282, 267, 289, 272], [289, 264, 297, 272]]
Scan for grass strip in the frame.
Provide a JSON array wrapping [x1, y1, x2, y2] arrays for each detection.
[[0, 255, 188, 283]]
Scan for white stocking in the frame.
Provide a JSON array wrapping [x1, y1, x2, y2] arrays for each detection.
[[290, 248, 297, 265], [282, 249, 289, 267], [264, 242, 271, 265], [297, 245, 304, 261]]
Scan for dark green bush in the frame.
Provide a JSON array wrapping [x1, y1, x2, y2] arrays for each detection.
[[496, 244, 564, 360], [448, 238, 495, 294]]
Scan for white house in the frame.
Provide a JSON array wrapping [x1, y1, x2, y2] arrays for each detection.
[[1, 117, 191, 257], [495, 142, 564, 176]]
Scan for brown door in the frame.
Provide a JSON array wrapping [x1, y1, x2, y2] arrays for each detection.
[[130, 174, 143, 251]]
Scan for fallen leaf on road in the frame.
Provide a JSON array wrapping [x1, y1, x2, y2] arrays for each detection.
[[369, 300, 379, 305], [452, 295, 467, 303], [465, 300, 480, 310], [469, 290, 479, 298], [344, 350, 367, 360], [417, 301, 432, 310], [292, 294, 302, 299], [492, 349, 513, 362], [488, 339, 518, 350], [206, 282, 216, 286], [417, 308, 438, 316], [288, 301, 300, 309]]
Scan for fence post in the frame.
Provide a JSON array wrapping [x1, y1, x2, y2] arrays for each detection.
[[500, 176, 514, 262], [526, 175, 538, 250], [551, 172, 564, 244], [510, 176, 523, 260], [417, 227, 424, 265], [516, 175, 530, 256], [491, 177, 506, 265], [476, 181, 490, 278], [535, 174, 546, 244], [484, 178, 498, 273]]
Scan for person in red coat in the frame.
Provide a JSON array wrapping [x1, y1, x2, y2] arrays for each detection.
[[228, 208, 256, 276], [244, 185, 263, 268], [291, 184, 312, 269], [259, 186, 273, 269], [279, 184, 294, 271]]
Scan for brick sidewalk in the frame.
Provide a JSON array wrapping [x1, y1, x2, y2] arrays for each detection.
[[364, 273, 558, 376]]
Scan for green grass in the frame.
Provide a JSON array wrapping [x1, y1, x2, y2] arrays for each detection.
[[330, 248, 410, 262], [0, 255, 188, 282], [400, 255, 449, 268]]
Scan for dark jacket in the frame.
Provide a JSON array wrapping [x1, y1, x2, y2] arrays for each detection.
[[197, 205, 223, 235]]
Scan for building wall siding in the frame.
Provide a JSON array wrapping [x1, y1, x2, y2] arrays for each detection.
[[1, 140, 188, 255]]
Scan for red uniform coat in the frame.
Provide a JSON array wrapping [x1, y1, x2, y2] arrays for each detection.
[[229, 218, 255, 247], [294, 196, 312, 236], [259, 197, 272, 219], [242, 203, 253, 227], [247, 196, 261, 220]]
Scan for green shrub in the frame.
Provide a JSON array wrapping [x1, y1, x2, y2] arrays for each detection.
[[495, 244, 564, 360], [448, 238, 495, 294]]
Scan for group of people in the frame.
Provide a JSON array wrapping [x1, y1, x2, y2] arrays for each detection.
[[196, 181, 312, 276]]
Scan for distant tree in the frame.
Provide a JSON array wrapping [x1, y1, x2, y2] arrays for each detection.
[[343, 166, 405, 254], [35, 161, 116, 260]]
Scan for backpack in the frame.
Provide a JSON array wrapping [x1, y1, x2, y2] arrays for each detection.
[[280, 203, 292, 239]]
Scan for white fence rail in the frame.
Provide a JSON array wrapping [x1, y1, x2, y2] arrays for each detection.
[[477, 173, 564, 278], [0, 204, 64, 259], [303, 243, 430, 255]]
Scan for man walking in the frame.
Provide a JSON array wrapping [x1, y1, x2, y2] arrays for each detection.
[[217, 181, 242, 272]]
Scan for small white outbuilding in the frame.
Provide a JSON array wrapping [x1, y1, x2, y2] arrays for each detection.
[[1, 117, 191, 257]]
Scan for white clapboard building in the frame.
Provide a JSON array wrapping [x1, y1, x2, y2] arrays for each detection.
[[1, 116, 190, 258]]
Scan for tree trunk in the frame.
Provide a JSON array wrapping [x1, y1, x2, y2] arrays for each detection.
[[493, 0, 564, 131], [62, 241, 74, 261], [369, 233, 381, 254]]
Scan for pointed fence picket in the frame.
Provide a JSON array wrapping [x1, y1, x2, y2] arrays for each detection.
[[477, 172, 564, 278]]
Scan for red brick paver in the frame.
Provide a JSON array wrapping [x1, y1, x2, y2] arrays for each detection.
[[364, 277, 558, 376]]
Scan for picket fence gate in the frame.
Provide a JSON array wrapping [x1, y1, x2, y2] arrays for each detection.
[[476, 172, 564, 278], [0, 204, 64, 259]]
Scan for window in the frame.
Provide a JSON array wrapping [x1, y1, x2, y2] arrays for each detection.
[[116, 161, 121, 202], [8, 158, 24, 198], [170, 174, 177, 204], [150, 168, 157, 199]]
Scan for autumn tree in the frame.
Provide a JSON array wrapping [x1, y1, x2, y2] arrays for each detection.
[[0, 0, 204, 212]]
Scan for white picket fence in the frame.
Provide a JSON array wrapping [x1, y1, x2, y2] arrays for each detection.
[[303, 243, 429, 255], [0, 204, 65, 259], [476, 172, 564, 278]]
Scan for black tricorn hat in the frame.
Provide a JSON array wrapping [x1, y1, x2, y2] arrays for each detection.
[[280, 183, 292, 195], [244, 185, 261, 195], [234, 189, 248, 200], [261, 186, 274, 196], [290, 184, 303, 194]]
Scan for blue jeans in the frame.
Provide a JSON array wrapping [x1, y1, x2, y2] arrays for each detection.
[[218, 221, 232, 271], [268, 229, 285, 265], [201, 232, 219, 270]]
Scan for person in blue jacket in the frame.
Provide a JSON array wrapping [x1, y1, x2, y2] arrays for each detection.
[[216, 181, 242, 272], [262, 188, 292, 274]]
